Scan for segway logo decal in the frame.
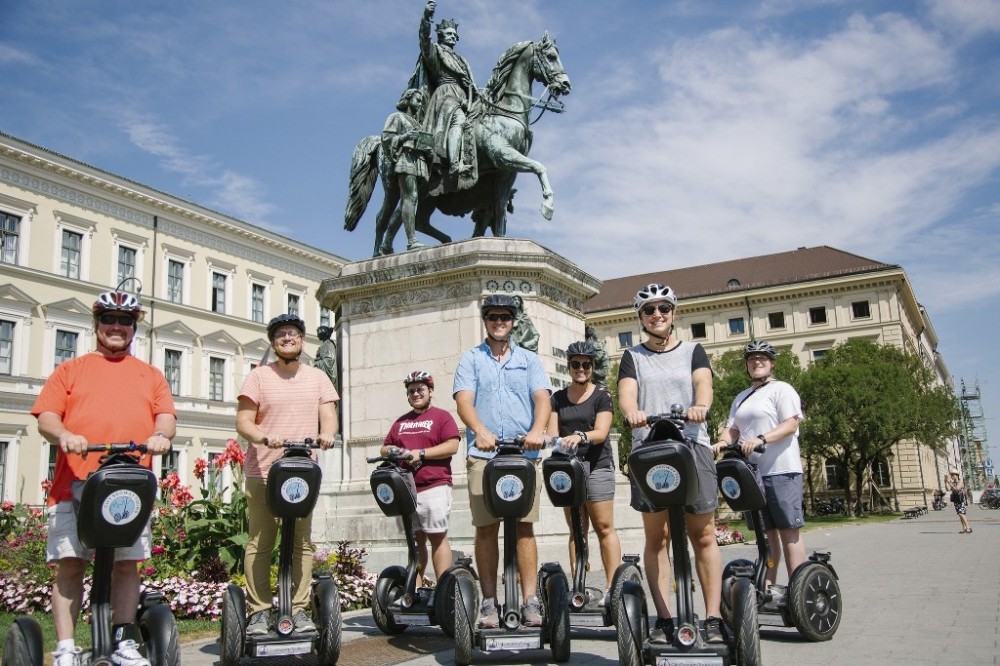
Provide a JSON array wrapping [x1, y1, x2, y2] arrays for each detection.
[[281, 477, 309, 503], [548, 471, 572, 493], [376, 483, 395, 504], [721, 476, 742, 500], [496, 474, 524, 501], [101, 490, 141, 525], [645, 464, 680, 493]]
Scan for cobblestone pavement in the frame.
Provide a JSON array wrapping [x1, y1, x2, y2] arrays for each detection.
[[181, 507, 1000, 665]]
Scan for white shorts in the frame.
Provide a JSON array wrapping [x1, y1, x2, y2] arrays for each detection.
[[46, 501, 151, 562], [413, 484, 452, 534]]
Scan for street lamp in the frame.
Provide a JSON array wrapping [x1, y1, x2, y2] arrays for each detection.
[[887, 448, 900, 512]]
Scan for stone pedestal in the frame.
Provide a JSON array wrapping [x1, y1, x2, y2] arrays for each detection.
[[310, 238, 614, 562]]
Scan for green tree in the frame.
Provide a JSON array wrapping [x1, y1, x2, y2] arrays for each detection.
[[606, 360, 632, 472], [798, 338, 959, 515]]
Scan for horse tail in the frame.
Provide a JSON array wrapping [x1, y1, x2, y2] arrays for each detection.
[[343, 134, 381, 231]]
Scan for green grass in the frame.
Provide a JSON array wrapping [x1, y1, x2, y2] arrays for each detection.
[[0, 613, 217, 656]]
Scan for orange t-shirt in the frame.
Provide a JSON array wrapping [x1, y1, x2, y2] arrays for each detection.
[[31, 352, 176, 506]]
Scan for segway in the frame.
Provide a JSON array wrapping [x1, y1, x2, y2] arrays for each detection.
[[2, 443, 180, 666], [615, 406, 761, 666], [367, 447, 477, 637], [541, 440, 643, 630], [452, 439, 571, 665], [220, 440, 341, 666], [717, 444, 842, 642]]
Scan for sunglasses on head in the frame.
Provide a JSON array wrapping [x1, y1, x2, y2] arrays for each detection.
[[569, 360, 593, 370], [98, 313, 135, 326], [485, 313, 513, 322], [641, 304, 674, 316]]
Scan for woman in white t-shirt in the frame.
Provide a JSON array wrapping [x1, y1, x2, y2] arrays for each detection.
[[713, 340, 805, 593]]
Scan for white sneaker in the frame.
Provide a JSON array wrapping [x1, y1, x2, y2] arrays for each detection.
[[112, 639, 150, 666], [53, 647, 84, 666]]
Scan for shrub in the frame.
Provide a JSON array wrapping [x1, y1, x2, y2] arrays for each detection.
[[715, 521, 745, 546]]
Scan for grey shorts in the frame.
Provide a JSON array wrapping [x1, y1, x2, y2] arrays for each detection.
[[586, 466, 616, 503], [629, 445, 719, 515], [410, 484, 452, 534], [759, 473, 805, 530], [46, 501, 151, 562]]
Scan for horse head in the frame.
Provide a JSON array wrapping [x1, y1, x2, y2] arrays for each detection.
[[533, 32, 571, 97]]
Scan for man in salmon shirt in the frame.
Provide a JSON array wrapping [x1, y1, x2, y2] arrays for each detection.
[[32, 289, 175, 666]]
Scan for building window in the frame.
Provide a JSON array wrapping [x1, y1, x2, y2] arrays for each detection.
[[287, 294, 300, 317], [690, 322, 706, 339], [167, 260, 184, 303], [873, 457, 891, 487], [61, 230, 83, 279], [117, 245, 136, 285], [825, 458, 848, 490], [211, 273, 227, 313], [48, 446, 58, 480], [809, 306, 827, 325], [209, 357, 225, 401], [164, 349, 182, 396], [251, 284, 266, 323], [55, 330, 78, 366], [0, 320, 13, 375], [0, 211, 20, 265], [618, 331, 633, 348], [851, 300, 871, 319], [812, 349, 828, 361], [161, 449, 181, 480], [728, 317, 745, 335], [320, 306, 331, 328], [767, 312, 785, 330]]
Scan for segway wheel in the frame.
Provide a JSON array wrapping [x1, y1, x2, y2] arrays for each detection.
[[453, 579, 475, 666], [219, 584, 246, 666], [314, 578, 342, 666], [614, 585, 645, 666], [138, 602, 180, 666], [608, 561, 642, 627], [3, 617, 44, 666], [436, 566, 475, 638], [721, 558, 754, 628], [788, 562, 842, 641], [546, 572, 571, 662], [730, 578, 761, 666], [372, 566, 407, 635]]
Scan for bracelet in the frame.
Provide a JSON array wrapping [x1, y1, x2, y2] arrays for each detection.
[[574, 431, 589, 444], [757, 434, 767, 444]]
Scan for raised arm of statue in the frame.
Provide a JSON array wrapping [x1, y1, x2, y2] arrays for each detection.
[[420, 1, 435, 62]]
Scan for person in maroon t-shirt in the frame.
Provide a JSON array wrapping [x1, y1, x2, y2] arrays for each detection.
[[382, 371, 460, 586]]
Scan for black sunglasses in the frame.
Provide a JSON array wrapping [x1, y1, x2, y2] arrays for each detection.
[[640, 304, 674, 316], [569, 360, 593, 370], [98, 313, 135, 326], [485, 313, 514, 322]]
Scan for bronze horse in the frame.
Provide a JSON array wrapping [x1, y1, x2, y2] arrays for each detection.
[[344, 34, 571, 255]]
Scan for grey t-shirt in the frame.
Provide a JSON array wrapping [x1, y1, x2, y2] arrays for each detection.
[[618, 341, 711, 447]]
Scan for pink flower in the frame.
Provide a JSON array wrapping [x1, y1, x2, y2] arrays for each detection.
[[151, 545, 166, 556]]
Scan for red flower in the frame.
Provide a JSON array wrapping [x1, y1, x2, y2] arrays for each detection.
[[193, 458, 208, 481]]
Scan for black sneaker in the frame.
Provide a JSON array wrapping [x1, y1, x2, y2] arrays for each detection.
[[649, 617, 675, 644], [705, 616, 727, 644]]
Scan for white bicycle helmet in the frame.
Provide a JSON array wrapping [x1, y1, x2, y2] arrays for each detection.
[[634, 283, 677, 312], [744, 340, 776, 360], [403, 370, 434, 390], [92, 291, 145, 322]]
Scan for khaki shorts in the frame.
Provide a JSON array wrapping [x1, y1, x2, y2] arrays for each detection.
[[467, 456, 542, 527], [46, 501, 151, 562]]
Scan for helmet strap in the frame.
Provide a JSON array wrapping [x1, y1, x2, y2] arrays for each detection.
[[486, 332, 509, 359], [641, 323, 673, 349]]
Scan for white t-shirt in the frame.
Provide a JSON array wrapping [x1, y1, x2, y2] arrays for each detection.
[[725, 380, 804, 476]]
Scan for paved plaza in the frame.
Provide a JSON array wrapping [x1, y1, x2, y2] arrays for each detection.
[[181, 507, 1000, 665]]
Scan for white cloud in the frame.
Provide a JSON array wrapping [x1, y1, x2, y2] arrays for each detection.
[[926, 0, 1000, 38]]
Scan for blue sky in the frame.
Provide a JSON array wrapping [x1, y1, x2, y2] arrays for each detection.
[[3, 0, 999, 464]]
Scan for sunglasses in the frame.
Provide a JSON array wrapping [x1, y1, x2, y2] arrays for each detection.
[[98, 314, 135, 326], [641, 304, 674, 316], [407, 386, 428, 395], [569, 360, 593, 370], [273, 330, 303, 340], [485, 313, 514, 322]]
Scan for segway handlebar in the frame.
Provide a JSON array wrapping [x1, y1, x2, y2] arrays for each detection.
[[261, 437, 339, 449], [718, 441, 766, 455], [78, 442, 149, 454], [367, 446, 415, 464]]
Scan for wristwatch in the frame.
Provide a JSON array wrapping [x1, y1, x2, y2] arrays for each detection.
[[757, 434, 767, 445], [419, 449, 427, 461], [574, 431, 589, 444]]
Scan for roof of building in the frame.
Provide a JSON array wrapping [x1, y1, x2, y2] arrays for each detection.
[[583, 246, 897, 313]]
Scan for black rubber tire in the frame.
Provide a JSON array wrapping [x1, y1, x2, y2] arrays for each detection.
[[219, 584, 245, 666], [372, 567, 407, 635], [436, 567, 475, 638], [138, 603, 180, 666], [720, 558, 754, 628], [788, 562, 842, 641], [609, 562, 642, 627], [453, 582, 474, 666], [614, 591, 644, 666], [731, 579, 761, 666], [547, 573, 571, 662], [2, 618, 44, 666], [314, 579, 342, 666]]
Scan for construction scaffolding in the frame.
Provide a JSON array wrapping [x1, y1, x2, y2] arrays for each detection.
[[957, 379, 989, 490]]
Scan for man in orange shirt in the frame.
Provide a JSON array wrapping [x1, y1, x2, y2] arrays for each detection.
[[32, 289, 175, 666]]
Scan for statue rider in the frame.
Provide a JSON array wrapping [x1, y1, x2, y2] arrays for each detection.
[[413, 0, 479, 185]]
